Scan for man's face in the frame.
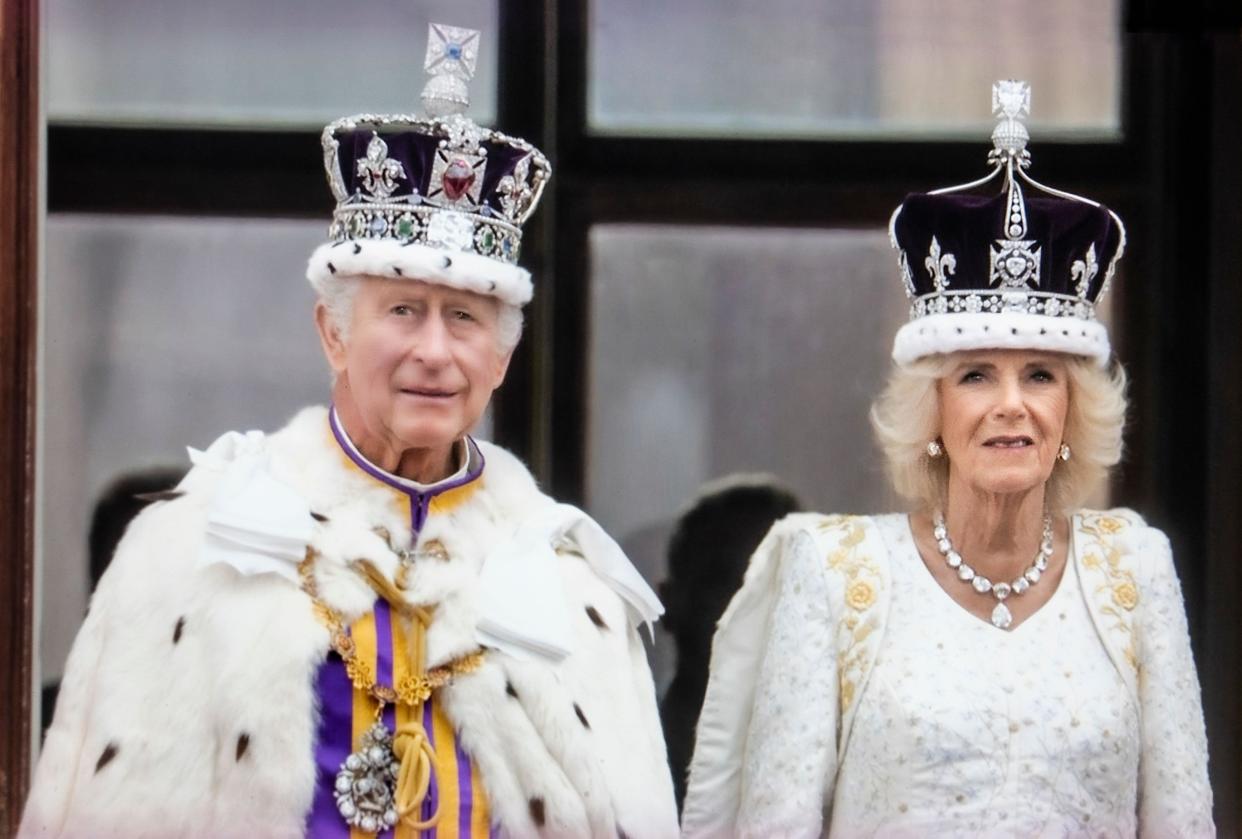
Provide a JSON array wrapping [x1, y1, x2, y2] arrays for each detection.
[[319, 277, 511, 454]]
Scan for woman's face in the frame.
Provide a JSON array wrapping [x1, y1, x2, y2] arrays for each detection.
[[318, 277, 511, 454], [937, 350, 1070, 498]]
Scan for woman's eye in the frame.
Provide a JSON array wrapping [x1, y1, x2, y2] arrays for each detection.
[[959, 370, 985, 383], [391, 304, 412, 316], [1030, 368, 1055, 383]]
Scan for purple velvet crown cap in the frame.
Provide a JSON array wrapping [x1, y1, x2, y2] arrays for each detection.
[[330, 127, 531, 221], [891, 192, 1123, 303], [888, 80, 1126, 368]]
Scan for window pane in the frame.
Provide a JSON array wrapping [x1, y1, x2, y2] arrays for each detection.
[[47, 1, 497, 127], [39, 215, 327, 680], [589, 0, 1120, 138], [587, 225, 909, 581]]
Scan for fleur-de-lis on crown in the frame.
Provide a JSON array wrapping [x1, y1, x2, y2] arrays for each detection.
[[497, 154, 533, 222], [1071, 244, 1099, 299], [925, 236, 957, 292], [356, 134, 406, 200]]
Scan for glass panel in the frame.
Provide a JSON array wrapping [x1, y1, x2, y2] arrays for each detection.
[[47, 0, 497, 127], [39, 215, 327, 687], [588, 225, 907, 578], [589, 0, 1120, 138]]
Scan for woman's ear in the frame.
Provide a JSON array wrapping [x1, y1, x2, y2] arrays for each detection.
[[314, 301, 348, 374]]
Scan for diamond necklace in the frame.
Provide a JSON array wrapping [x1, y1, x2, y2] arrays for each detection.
[[931, 510, 1053, 630]]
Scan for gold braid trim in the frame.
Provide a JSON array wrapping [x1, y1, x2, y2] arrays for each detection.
[[817, 515, 882, 713], [298, 548, 486, 829], [1077, 512, 1140, 672]]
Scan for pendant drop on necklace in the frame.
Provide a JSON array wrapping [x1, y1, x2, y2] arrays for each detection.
[[991, 602, 1013, 629], [334, 721, 401, 833]]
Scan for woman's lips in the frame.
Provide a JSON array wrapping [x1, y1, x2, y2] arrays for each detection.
[[983, 435, 1034, 448]]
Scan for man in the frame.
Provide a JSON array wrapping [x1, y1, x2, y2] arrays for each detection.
[[23, 24, 677, 839]]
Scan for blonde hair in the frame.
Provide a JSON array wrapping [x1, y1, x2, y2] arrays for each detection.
[[869, 353, 1127, 513]]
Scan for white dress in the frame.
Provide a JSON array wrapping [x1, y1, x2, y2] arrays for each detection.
[[681, 509, 1214, 839], [831, 514, 1140, 837]]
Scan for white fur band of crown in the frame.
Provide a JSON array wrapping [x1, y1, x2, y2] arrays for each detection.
[[892, 311, 1111, 368], [306, 239, 533, 307]]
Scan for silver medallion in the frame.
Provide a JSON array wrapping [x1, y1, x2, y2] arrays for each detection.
[[334, 722, 401, 834]]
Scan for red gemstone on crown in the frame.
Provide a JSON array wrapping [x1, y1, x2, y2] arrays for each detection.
[[442, 159, 476, 201]]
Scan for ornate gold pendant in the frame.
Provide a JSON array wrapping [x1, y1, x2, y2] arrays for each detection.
[[334, 722, 400, 833]]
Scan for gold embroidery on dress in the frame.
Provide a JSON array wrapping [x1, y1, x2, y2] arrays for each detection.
[[1077, 512, 1140, 671], [817, 515, 883, 714]]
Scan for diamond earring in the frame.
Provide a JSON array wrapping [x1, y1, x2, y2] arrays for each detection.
[[1059, 443, 1072, 462], [927, 439, 944, 458]]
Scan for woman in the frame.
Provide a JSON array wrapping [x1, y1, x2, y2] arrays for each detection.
[[682, 81, 1213, 837], [23, 25, 677, 839]]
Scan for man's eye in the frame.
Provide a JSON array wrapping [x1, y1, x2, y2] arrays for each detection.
[[391, 305, 412, 316], [451, 309, 475, 322]]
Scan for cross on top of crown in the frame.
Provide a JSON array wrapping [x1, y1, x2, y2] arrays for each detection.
[[424, 23, 480, 81], [992, 80, 1031, 121]]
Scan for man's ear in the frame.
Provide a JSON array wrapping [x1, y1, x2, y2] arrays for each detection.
[[314, 301, 348, 374], [492, 347, 515, 389]]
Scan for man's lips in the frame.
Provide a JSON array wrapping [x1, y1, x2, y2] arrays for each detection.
[[399, 388, 457, 398], [983, 435, 1035, 448]]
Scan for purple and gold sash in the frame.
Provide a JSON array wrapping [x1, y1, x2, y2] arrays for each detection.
[[309, 599, 494, 838], [309, 410, 494, 837]]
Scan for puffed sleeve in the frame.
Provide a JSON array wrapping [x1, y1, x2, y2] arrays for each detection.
[[1136, 528, 1214, 837], [682, 520, 840, 839]]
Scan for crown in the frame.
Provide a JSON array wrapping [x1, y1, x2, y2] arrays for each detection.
[[306, 24, 551, 307], [888, 80, 1127, 367]]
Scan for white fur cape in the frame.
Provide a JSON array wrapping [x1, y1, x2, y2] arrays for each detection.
[[21, 407, 678, 839]]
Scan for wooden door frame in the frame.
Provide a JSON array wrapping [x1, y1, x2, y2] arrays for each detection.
[[0, 0, 39, 831]]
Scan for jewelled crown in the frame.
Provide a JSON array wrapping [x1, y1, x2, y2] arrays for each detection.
[[306, 24, 551, 307], [888, 81, 1126, 367]]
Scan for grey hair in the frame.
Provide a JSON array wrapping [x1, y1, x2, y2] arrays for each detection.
[[869, 353, 1128, 514], [313, 273, 524, 354]]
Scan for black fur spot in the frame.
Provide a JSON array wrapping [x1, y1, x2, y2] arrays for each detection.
[[442, 256, 453, 269], [393, 266, 403, 277], [488, 281, 497, 291], [585, 606, 608, 630], [327, 261, 337, 274], [236, 733, 250, 761], [1011, 327, 1018, 335], [573, 702, 591, 729], [133, 489, 184, 503], [95, 742, 119, 773], [310, 511, 328, 522], [173, 616, 185, 644], [529, 797, 546, 827], [353, 243, 362, 255], [505, 681, 519, 699]]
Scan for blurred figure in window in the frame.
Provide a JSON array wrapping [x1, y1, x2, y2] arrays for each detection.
[[658, 474, 801, 811], [41, 465, 187, 739]]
